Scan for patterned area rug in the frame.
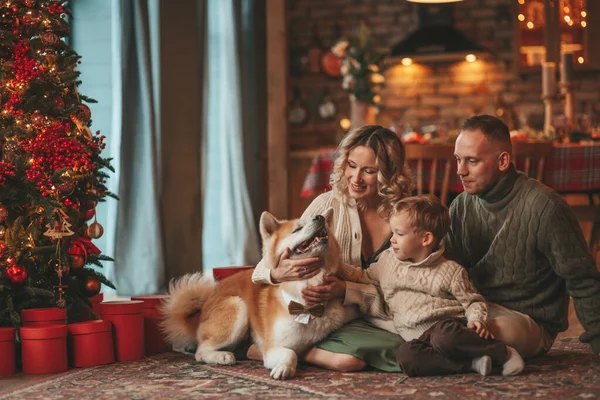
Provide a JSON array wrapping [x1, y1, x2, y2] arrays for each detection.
[[1, 337, 598, 399]]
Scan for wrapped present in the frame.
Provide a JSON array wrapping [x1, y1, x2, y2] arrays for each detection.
[[21, 307, 67, 327], [212, 266, 254, 281], [101, 301, 145, 361], [0, 327, 16, 376], [21, 324, 68, 374], [131, 295, 171, 355], [68, 320, 114, 368]]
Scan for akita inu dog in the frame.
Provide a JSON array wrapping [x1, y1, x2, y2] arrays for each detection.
[[160, 208, 359, 380]]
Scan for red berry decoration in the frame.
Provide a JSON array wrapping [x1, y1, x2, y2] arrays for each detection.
[[6, 264, 27, 283]]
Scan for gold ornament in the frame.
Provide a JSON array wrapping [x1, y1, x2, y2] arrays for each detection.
[[43, 208, 74, 239], [78, 104, 92, 122], [0, 204, 7, 222], [22, 10, 42, 25], [3, 139, 18, 163], [86, 220, 104, 239], [41, 32, 59, 47]]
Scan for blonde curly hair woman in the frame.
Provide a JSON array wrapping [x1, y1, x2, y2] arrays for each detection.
[[251, 125, 413, 372]]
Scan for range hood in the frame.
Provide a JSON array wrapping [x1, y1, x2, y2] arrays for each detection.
[[390, 4, 484, 62]]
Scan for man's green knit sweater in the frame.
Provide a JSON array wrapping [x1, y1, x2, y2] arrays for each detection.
[[446, 164, 600, 353]]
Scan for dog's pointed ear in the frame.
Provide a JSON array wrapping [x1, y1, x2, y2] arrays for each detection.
[[322, 207, 334, 225], [259, 211, 281, 239]]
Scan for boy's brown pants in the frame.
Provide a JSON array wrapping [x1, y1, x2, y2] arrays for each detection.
[[396, 318, 508, 377]]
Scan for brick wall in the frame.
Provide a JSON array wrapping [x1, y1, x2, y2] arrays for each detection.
[[287, 0, 600, 151]]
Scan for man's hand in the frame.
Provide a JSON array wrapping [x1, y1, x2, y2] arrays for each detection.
[[302, 276, 346, 305], [270, 248, 322, 283], [468, 320, 495, 339]]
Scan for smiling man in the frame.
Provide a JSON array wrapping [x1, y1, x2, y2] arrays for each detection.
[[446, 114, 600, 359]]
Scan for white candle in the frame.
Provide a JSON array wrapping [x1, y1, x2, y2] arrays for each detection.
[[560, 53, 574, 83], [542, 62, 556, 97]]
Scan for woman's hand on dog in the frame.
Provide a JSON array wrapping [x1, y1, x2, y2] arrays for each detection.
[[270, 248, 322, 283], [302, 276, 346, 305]]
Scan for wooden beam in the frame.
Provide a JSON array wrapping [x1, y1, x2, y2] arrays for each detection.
[[266, 0, 288, 218]]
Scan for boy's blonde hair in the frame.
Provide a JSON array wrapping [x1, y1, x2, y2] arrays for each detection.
[[391, 195, 450, 246]]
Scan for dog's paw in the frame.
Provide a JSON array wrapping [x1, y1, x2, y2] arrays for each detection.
[[196, 350, 236, 365], [270, 362, 296, 380]]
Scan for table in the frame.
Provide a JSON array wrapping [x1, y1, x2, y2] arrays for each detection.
[[300, 143, 600, 198]]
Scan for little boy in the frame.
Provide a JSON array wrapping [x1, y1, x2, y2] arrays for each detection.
[[338, 195, 525, 377]]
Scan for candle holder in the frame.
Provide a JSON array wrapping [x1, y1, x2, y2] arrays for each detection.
[[541, 94, 558, 140], [559, 81, 577, 131]]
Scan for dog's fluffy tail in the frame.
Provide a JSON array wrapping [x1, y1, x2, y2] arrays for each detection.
[[160, 272, 216, 348]]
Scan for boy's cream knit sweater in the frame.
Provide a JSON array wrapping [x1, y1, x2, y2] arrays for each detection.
[[339, 247, 488, 341]]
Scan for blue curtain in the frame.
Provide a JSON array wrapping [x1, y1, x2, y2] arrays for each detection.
[[202, 0, 263, 272], [107, 0, 164, 295]]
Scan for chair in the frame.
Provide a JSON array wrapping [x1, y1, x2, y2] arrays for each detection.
[[512, 141, 553, 182], [404, 143, 456, 205]]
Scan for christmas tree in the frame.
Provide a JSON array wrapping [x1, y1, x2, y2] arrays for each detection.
[[0, 0, 116, 327]]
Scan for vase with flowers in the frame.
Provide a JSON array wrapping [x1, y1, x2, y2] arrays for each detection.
[[332, 22, 388, 129]]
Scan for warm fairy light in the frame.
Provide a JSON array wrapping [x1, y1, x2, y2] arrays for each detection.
[[373, 95, 381, 104], [518, 14, 525, 21], [50, 67, 56, 72], [527, 21, 534, 29], [518, 0, 524, 3], [581, 21, 587, 27], [340, 118, 351, 130], [567, 20, 573, 26], [578, 57, 584, 64], [564, 7, 570, 14], [25, 124, 31, 129], [564, 16, 571, 23], [581, 11, 587, 18], [465, 54, 477, 62], [401, 58, 413, 66], [28, 158, 34, 164]]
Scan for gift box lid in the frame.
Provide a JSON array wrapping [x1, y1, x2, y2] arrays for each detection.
[[0, 327, 16, 341], [20, 324, 67, 340], [101, 300, 144, 315], [21, 307, 67, 322], [130, 295, 167, 308], [68, 320, 111, 335], [89, 293, 104, 304]]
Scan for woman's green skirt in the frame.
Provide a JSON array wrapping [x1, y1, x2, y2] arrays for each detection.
[[315, 319, 404, 372]]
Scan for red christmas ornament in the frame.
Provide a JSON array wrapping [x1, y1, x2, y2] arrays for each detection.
[[83, 208, 95, 221], [71, 255, 85, 270], [84, 278, 101, 297], [6, 264, 27, 284], [321, 51, 342, 78], [31, 110, 44, 127], [53, 97, 65, 110]]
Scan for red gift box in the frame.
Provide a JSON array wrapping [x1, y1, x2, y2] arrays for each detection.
[[101, 301, 145, 361], [130, 295, 171, 355], [0, 327, 16, 376], [21, 307, 67, 327], [68, 320, 115, 368], [212, 266, 254, 281], [20, 324, 68, 374]]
